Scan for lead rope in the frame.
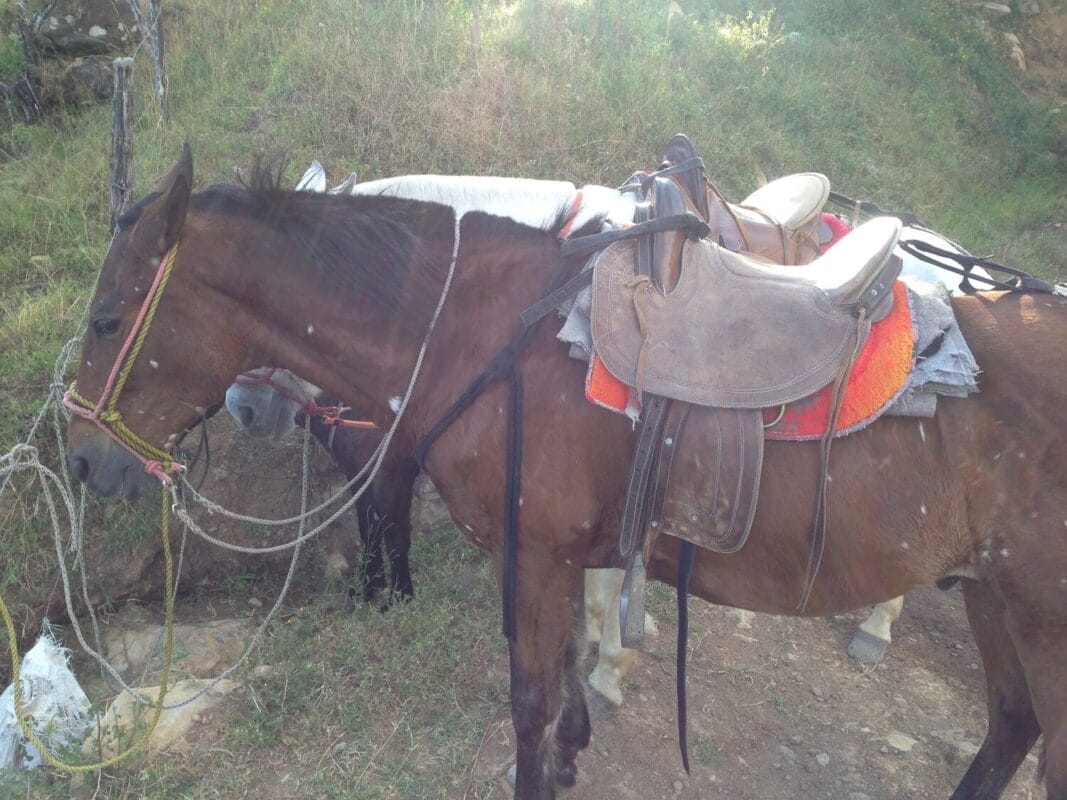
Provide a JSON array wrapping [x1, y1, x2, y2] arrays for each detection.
[[1, 206, 466, 772], [0, 490, 175, 773]]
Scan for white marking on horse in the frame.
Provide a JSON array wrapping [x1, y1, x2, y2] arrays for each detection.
[[307, 324, 314, 335], [389, 396, 402, 413]]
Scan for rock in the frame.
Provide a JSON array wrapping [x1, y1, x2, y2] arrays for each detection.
[[412, 475, 453, 532], [930, 729, 980, 764], [84, 678, 239, 758], [104, 615, 256, 681], [725, 608, 754, 629], [1020, 0, 1040, 14], [34, 0, 137, 56], [59, 56, 112, 106], [977, 2, 1012, 16], [1010, 43, 1027, 71], [886, 732, 919, 753], [778, 745, 797, 761], [811, 686, 824, 699], [815, 752, 830, 767]]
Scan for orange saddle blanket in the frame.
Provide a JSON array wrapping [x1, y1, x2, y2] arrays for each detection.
[[586, 280, 913, 440]]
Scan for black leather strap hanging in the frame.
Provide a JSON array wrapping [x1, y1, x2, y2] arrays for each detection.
[[677, 539, 696, 774]]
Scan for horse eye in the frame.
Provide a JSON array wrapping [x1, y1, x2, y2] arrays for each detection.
[[93, 317, 121, 337]]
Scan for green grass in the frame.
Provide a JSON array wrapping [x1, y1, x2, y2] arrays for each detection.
[[0, 0, 1064, 795]]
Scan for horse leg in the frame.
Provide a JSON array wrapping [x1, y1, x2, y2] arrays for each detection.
[[848, 595, 904, 664], [1001, 606, 1067, 798], [354, 488, 388, 604], [950, 580, 1040, 800], [381, 459, 418, 602], [509, 556, 585, 800], [585, 568, 637, 712], [584, 569, 607, 645], [553, 590, 592, 788]]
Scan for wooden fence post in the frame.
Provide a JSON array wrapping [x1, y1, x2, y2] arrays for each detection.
[[127, 0, 167, 121], [110, 57, 134, 232]]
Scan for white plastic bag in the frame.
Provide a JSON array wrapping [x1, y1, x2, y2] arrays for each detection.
[[0, 626, 92, 770]]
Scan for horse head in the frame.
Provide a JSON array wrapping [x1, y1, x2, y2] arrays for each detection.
[[225, 368, 322, 440], [66, 147, 459, 501], [66, 147, 260, 499]]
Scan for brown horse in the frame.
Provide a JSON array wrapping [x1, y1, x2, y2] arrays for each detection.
[[66, 148, 1067, 799]]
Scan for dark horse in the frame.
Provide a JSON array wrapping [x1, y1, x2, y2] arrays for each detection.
[[66, 149, 1067, 799], [224, 367, 416, 605]]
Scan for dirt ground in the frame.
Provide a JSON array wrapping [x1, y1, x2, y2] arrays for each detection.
[[469, 584, 1042, 800]]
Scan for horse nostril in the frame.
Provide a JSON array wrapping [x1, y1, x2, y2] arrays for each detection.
[[70, 454, 90, 483], [237, 405, 256, 429]]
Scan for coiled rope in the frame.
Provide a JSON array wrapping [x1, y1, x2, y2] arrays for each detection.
[[0, 207, 463, 771]]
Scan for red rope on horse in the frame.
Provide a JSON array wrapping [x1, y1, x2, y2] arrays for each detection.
[[234, 370, 379, 430]]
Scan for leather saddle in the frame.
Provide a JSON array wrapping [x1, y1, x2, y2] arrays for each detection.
[[590, 210, 902, 408], [597, 136, 903, 646], [659, 133, 831, 266]]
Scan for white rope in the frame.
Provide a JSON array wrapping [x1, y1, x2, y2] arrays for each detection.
[[2, 207, 466, 712]]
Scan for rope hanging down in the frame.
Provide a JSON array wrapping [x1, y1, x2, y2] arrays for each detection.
[[1, 207, 465, 772]]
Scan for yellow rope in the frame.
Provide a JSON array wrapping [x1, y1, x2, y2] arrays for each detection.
[[107, 246, 179, 419], [0, 474, 176, 772], [0, 246, 183, 772], [66, 244, 181, 473]]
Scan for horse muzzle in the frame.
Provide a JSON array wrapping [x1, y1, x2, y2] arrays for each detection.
[[68, 430, 163, 501], [224, 380, 299, 439]]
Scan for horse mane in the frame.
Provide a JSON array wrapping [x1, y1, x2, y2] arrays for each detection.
[[189, 158, 465, 316]]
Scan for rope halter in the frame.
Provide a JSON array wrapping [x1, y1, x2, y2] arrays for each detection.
[[232, 368, 379, 430], [64, 244, 185, 485]]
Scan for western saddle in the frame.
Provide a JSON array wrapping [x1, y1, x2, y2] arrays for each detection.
[[591, 134, 903, 645]]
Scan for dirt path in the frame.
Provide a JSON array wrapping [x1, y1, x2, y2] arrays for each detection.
[[473, 584, 1041, 799]]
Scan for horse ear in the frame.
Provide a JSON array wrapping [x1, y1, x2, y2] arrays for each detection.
[[130, 143, 194, 259]]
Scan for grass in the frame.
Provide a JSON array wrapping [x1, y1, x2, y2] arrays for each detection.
[[0, 0, 1064, 795]]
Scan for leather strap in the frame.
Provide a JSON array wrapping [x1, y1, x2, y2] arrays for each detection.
[[797, 308, 871, 611], [560, 213, 710, 262], [676, 539, 696, 775], [618, 394, 671, 559]]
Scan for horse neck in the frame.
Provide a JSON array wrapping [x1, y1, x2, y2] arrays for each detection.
[[206, 207, 564, 434]]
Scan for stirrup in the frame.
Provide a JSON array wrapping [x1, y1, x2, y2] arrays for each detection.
[[619, 551, 647, 648]]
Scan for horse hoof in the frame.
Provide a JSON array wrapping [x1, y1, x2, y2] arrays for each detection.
[[848, 629, 890, 664], [585, 684, 622, 721], [555, 760, 578, 788], [505, 763, 577, 791]]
